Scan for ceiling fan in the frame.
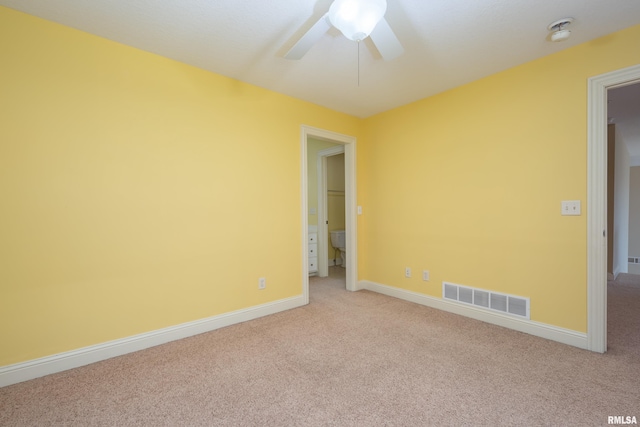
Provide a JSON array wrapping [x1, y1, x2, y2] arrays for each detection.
[[285, 0, 404, 61]]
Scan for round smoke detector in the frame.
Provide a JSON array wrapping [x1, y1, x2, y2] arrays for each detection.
[[547, 18, 574, 42]]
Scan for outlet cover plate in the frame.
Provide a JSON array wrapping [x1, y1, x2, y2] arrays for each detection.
[[561, 200, 581, 216]]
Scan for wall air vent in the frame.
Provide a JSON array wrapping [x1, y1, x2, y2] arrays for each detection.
[[628, 257, 640, 264], [442, 282, 530, 319]]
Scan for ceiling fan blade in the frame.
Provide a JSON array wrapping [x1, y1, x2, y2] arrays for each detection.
[[284, 14, 331, 60], [369, 17, 404, 61]]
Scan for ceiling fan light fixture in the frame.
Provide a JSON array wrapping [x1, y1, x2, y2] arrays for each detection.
[[328, 0, 387, 42]]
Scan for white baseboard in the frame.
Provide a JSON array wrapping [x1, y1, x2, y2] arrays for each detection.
[[0, 295, 305, 388], [613, 266, 624, 280], [359, 280, 588, 350]]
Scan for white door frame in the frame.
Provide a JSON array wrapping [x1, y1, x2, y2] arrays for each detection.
[[301, 125, 358, 305], [317, 145, 345, 277], [587, 64, 640, 353]]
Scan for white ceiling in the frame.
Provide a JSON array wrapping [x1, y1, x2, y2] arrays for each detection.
[[2, 0, 640, 119]]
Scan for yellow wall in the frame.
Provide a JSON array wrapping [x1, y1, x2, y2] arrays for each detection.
[[0, 7, 361, 365], [360, 24, 640, 332]]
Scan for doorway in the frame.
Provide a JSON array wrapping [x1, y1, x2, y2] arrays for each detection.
[[318, 146, 346, 277], [607, 81, 640, 356], [300, 125, 358, 306], [587, 64, 640, 353]]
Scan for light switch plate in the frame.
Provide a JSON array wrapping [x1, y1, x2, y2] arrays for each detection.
[[561, 200, 581, 216]]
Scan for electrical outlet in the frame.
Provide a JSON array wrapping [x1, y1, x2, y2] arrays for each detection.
[[405, 267, 411, 278], [561, 200, 581, 216], [258, 277, 266, 290], [422, 270, 430, 281]]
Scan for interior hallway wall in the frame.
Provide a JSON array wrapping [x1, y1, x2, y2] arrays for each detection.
[[307, 138, 340, 227], [614, 125, 631, 277], [628, 166, 640, 274], [327, 154, 345, 264]]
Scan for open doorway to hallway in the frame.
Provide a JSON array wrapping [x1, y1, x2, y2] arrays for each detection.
[[608, 81, 640, 280], [607, 80, 640, 353]]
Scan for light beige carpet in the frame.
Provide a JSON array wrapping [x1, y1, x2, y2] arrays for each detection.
[[1, 267, 639, 426]]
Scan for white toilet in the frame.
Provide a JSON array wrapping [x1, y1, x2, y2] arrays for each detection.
[[329, 230, 347, 268]]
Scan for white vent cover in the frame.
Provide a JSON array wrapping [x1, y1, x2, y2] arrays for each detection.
[[629, 257, 640, 264], [442, 282, 530, 319]]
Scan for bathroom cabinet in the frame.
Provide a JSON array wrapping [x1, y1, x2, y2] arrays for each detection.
[[308, 232, 318, 275]]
